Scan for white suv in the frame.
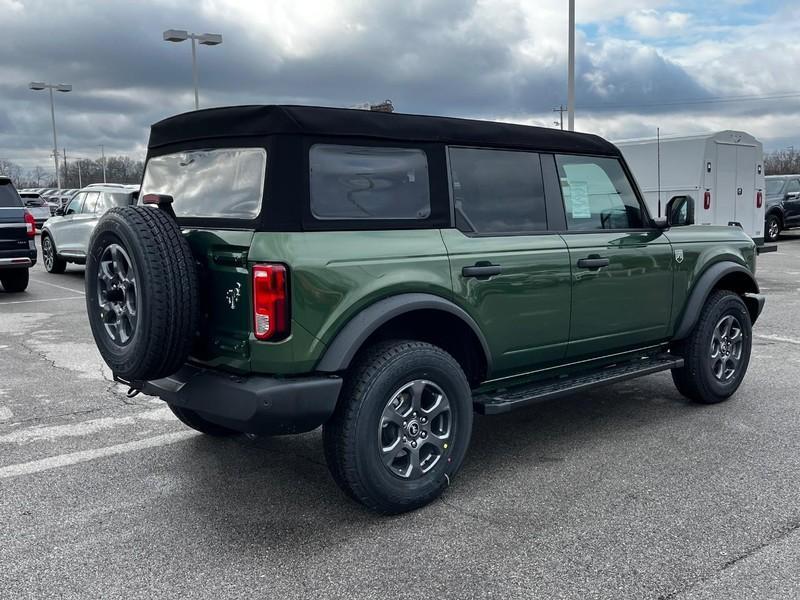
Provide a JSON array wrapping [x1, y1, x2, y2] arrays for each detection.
[[41, 184, 139, 273]]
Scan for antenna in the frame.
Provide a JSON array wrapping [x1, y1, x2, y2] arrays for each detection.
[[657, 127, 662, 218]]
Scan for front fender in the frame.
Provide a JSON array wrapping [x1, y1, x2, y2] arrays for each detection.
[[673, 261, 760, 340]]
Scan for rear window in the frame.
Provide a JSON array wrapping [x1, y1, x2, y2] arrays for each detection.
[[0, 183, 22, 208], [21, 194, 46, 207], [309, 145, 430, 220], [140, 148, 266, 219]]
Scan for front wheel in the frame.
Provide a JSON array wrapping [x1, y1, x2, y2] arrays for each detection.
[[765, 214, 781, 243], [323, 340, 473, 514], [671, 290, 752, 404]]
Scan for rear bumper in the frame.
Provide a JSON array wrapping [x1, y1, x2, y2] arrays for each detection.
[[0, 256, 34, 269], [132, 364, 343, 435]]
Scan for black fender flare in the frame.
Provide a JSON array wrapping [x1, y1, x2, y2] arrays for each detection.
[[315, 293, 492, 373], [673, 261, 760, 340]]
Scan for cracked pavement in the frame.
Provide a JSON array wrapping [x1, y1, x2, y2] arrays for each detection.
[[0, 234, 798, 599]]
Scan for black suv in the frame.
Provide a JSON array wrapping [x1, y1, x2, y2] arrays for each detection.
[[764, 174, 800, 241], [0, 176, 37, 292]]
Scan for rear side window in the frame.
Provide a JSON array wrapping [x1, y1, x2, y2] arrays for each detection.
[[0, 183, 21, 208], [448, 147, 547, 234], [309, 145, 430, 220], [141, 148, 266, 219], [97, 192, 133, 213], [556, 155, 644, 230]]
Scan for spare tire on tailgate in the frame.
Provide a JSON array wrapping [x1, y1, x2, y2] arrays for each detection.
[[85, 206, 199, 381]]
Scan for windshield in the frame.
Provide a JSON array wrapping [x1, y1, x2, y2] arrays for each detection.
[[766, 179, 785, 195], [140, 148, 266, 219], [0, 183, 22, 208]]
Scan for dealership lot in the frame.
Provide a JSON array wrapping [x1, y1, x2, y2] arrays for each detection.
[[0, 235, 798, 599]]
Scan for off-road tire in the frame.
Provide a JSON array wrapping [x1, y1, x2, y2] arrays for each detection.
[[41, 233, 67, 274], [85, 206, 199, 381], [0, 268, 29, 292], [168, 405, 238, 436], [671, 290, 752, 404], [323, 340, 473, 514]]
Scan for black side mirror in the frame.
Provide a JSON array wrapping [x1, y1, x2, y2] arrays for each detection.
[[55, 207, 65, 216], [666, 195, 694, 227]]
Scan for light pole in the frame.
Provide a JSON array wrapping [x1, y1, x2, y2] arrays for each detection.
[[29, 81, 72, 190], [567, 0, 575, 131], [163, 29, 223, 110], [99, 144, 107, 183]]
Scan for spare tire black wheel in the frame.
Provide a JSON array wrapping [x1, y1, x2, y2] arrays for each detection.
[[85, 206, 199, 382]]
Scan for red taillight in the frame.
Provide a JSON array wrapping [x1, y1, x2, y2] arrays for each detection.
[[253, 264, 289, 341], [704, 190, 711, 210], [23, 210, 36, 238], [756, 191, 763, 208]]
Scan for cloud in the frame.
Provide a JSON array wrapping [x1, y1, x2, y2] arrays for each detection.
[[0, 0, 798, 172], [625, 9, 691, 37]]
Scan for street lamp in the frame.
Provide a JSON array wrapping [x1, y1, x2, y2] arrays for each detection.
[[567, 0, 575, 131], [29, 81, 72, 190], [163, 29, 223, 110]]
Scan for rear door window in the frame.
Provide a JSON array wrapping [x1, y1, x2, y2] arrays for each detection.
[[141, 148, 266, 219], [448, 147, 547, 234], [555, 155, 645, 230], [0, 183, 22, 207], [786, 180, 800, 195], [82, 191, 100, 214], [309, 145, 430, 220]]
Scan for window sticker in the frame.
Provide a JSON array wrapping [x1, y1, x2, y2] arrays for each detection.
[[570, 181, 591, 218]]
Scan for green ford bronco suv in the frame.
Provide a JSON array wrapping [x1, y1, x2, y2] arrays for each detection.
[[85, 105, 764, 514]]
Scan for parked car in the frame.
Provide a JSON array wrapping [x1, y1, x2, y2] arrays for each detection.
[[616, 131, 765, 245], [83, 106, 764, 514], [0, 176, 37, 291], [18, 192, 51, 227], [40, 184, 139, 273], [764, 174, 800, 241]]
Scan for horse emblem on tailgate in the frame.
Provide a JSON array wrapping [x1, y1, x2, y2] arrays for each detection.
[[226, 282, 242, 310]]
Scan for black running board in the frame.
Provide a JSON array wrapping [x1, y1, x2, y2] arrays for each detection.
[[474, 354, 683, 415]]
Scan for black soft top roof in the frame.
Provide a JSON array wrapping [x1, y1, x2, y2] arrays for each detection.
[[148, 105, 620, 157]]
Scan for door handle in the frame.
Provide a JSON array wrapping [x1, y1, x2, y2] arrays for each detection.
[[577, 257, 610, 269], [461, 263, 503, 279]]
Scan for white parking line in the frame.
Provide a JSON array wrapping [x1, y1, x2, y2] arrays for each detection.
[[28, 278, 85, 295], [756, 334, 800, 346], [0, 431, 196, 479], [0, 296, 84, 306]]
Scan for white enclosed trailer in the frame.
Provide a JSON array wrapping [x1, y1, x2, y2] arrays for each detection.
[[616, 131, 765, 244]]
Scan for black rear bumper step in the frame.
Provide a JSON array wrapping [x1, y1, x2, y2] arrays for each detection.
[[474, 354, 683, 415]]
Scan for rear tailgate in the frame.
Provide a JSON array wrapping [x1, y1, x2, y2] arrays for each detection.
[[183, 229, 255, 370], [0, 182, 31, 255]]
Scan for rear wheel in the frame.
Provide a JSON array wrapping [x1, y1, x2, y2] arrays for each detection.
[[168, 405, 238, 436], [0, 268, 29, 293], [671, 290, 752, 404], [42, 233, 67, 274], [323, 340, 473, 514], [765, 214, 781, 242]]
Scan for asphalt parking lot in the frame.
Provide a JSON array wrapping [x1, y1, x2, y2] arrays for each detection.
[[1, 234, 798, 600]]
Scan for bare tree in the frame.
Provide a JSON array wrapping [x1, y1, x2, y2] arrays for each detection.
[[765, 148, 800, 175]]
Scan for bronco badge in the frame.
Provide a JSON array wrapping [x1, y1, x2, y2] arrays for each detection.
[[674, 249, 684, 264], [226, 282, 242, 310]]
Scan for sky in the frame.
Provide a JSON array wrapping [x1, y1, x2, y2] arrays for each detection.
[[1, 0, 799, 171]]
